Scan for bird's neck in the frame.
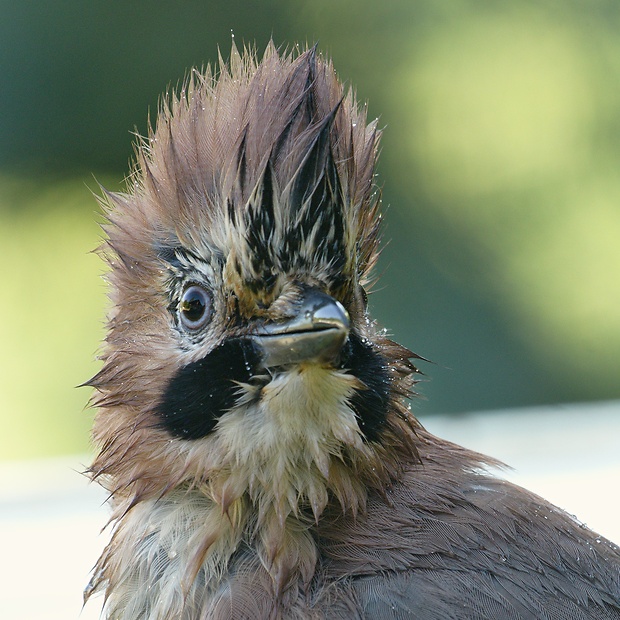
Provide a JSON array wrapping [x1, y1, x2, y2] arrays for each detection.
[[203, 364, 379, 586], [93, 365, 403, 616]]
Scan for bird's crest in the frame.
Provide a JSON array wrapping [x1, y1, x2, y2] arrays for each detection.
[[103, 42, 382, 308]]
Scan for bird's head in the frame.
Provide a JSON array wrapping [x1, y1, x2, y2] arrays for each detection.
[[88, 43, 420, 529]]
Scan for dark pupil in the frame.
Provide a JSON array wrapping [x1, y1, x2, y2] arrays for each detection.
[[181, 292, 205, 322]]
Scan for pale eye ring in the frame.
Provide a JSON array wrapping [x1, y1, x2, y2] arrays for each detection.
[[178, 284, 212, 330]]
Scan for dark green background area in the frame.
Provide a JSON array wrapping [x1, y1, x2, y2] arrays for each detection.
[[1, 1, 619, 459]]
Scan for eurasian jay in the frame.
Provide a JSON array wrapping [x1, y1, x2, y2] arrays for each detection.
[[85, 43, 620, 619]]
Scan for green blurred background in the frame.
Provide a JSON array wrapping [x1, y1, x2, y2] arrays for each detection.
[[1, 1, 619, 461]]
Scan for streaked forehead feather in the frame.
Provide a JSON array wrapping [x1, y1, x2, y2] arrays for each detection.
[[104, 42, 382, 287]]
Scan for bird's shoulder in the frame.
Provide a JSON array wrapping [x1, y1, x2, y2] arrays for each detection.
[[315, 439, 620, 619]]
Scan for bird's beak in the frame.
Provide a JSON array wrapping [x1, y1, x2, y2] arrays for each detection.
[[250, 288, 350, 368]]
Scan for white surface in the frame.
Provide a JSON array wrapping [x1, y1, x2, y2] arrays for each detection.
[[1, 401, 619, 620], [0, 456, 107, 620]]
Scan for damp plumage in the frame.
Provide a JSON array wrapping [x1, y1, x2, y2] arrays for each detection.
[[85, 42, 620, 619]]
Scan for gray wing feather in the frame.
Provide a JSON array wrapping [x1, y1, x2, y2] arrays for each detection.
[[317, 459, 620, 619]]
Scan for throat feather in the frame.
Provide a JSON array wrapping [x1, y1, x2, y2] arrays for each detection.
[[213, 365, 371, 524]]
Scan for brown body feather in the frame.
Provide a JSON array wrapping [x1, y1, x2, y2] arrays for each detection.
[[86, 42, 620, 619]]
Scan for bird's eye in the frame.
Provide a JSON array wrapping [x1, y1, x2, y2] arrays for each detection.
[[179, 285, 212, 330]]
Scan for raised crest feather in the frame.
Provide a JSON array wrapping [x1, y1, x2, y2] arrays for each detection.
[[98, 42, 382, 297]]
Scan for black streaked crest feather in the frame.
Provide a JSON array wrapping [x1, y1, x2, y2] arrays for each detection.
[[98, 42, 382, 298]]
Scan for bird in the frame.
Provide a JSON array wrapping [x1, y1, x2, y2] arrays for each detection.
[[84, 42, 620, 619]]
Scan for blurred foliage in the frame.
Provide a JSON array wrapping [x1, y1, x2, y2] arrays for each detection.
[[0, 175, 104, 459], [1, 1, 619, 459]]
